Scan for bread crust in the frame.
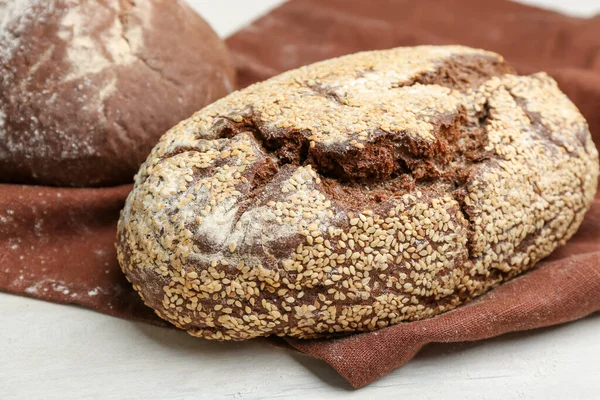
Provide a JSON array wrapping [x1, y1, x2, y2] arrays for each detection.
[[117, 46, 599, 340], [0, 0, 234, 186]]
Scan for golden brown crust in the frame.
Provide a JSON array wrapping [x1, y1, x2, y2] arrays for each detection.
[[117, 46, 599, 340]]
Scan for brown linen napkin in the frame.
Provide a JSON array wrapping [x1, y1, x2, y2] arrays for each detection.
[[1, 0, 599, 389], [0, 184, 165, 326]]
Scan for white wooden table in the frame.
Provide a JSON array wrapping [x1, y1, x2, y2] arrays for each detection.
[[2, 1, 599, 399]]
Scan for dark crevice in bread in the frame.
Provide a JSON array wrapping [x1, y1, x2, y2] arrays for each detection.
[[231, 155, 280, 227], [216, 116, 311, 166], [453, 189, 477, 261], [457, 101, 493, 163], [158, 146, 206, 162], [249, 156, 280, 193], [212, 108, 489, 187], [478, 100, 491, 126], [319, 176, 416, 210], [393, 54, 515, 92], [508, 89, 585, 155]]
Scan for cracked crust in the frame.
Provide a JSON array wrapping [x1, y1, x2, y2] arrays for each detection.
[[0, 0, 234, 187], [117, 46, 600, 340]]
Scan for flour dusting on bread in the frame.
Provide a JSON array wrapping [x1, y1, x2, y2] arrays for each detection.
[[0, 0, 39, 62], [57, 0, 149, 82]]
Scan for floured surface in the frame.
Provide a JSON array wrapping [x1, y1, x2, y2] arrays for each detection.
[[56, 1, 147, 81], [0, 0, 39, 61]]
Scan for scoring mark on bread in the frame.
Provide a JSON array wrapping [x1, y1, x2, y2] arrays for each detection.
[[116, 0, 180, 87]]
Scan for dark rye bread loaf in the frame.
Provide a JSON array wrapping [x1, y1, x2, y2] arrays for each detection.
[[0, 0, 234, 187], [117, 46, 600, 340]]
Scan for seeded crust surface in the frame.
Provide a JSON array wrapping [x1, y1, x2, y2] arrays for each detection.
[[117, 46, 599, 340]]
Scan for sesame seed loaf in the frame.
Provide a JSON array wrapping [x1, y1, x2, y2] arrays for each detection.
[[117, 45, 600, 340]]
